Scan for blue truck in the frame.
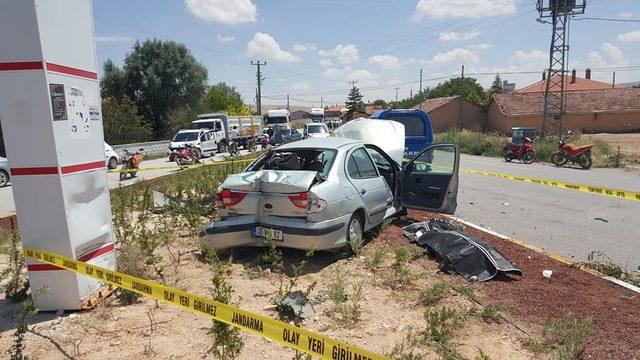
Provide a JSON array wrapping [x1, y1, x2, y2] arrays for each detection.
[[370, 109, 434, 159]]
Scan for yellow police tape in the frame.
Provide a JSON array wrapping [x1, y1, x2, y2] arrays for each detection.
[[22, 246, 386, 360], [461, 168, 640, 202], [107, 158, 257, 174]]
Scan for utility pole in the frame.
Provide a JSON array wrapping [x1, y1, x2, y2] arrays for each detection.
[[537, 0, 586, 138], [349, 80, 358, 88], [251, 60, 266, 115], [286, 94, 290, 110], [394, 87, 399, 102], [461, 65, 465, 79], [419, 68, 424, 109], [612, 71, 616, 88], [321, 96, 324, 108], [410, 89, 413, 98]]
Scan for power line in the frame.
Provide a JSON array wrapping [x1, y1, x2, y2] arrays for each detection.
[[573, 17, 640, 23]]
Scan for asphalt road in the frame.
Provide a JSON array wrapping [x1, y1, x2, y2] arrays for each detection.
[[0, 150, 251, 218], [1, 152, 638, 270], [457, 154, 640, 271]]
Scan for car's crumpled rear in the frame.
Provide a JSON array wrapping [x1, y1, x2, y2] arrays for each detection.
[[200, 169, 346, 250]]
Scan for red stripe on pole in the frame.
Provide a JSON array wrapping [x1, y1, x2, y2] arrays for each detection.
[[46, 62, 98, 80], [0, 61, 43, 71], [61, 160, 104, 174], [77, 243, 115, 262], [28, 243, 115, 272], [10, 166, 58, 176]]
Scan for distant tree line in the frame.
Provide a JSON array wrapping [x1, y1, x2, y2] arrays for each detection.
[[372, 74, 507, 110], [100, 39, 251, 145]]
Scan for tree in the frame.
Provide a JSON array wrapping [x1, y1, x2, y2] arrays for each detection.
[[489, 74, 504, 95], [101, 39, 208, 138], [633, 83, 640, 89], [428, 77, 487, 106], [345, 86, 365, 121], [100, 59, 127, 100], [372, 99, 388, 108], [102, 96, 152, 144], [202, 82, 251, 116]]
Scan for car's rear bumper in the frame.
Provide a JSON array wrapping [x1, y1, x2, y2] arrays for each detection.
[[199, 213, 350, 251]]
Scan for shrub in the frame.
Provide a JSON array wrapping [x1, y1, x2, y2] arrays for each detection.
[[417, 282, 450, 306]]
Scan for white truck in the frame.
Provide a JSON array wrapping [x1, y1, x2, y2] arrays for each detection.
[[265, 109, 291, 129], [310, 107, 325, 123], [190, 113, 263, 153]]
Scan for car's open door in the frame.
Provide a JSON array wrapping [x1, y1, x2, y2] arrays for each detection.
[[401, 143, 459, 214]]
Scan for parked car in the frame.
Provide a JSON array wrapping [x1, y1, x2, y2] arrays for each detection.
[[168, 129, 217, 161], [270, 128, 302, 145], [0, 157, 10, 187], [304, 123, 330, 139], [104, 143, 119, 169], [200, 118, 460, 252]]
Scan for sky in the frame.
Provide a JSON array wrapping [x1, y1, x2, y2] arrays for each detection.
[[93, 0, 640, 107]]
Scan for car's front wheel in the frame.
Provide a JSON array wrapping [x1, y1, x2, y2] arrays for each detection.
[[108, 156, 118, 169], [0, 170, 9, 187]]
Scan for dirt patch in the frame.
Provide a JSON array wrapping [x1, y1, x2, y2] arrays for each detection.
[[588, 133, 640, 166], [1, 210, 637, 359], [404, 209, 640, 359]]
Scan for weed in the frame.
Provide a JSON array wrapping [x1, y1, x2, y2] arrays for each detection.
[[455, 285, 475, 300], [385, 248, 416, 287], [423, 307, 463, 345], [8, 288, 46, 360], [380, 218, 394, 231], [417, 282, 450, 306], [576, 251, 640, 287], [207, 250, 244, 359], [388, 330, 424, 360], [364, 248, 386, 270], [474, 349, 491, 360], [543, 314, 592, 360], [327, 268, 349, 304], [468, 304, 507, 323], [0, 230, 29, 302], [348, 234, 364, 256], [335, 281, 364, 328]]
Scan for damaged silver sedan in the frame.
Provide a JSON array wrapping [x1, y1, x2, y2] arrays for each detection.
[[200, 118, 461, 251]]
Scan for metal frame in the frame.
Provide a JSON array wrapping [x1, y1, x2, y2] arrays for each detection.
[[537, 0, 586, 137]]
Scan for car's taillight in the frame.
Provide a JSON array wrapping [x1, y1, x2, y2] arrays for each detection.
[[288, 192, 308, 209], [216, 189, 246, 209], [288, 192, 327, 213]]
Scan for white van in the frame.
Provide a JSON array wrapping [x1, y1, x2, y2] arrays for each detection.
[[266, 109, 291, 129], [310, 108, 325, 123]]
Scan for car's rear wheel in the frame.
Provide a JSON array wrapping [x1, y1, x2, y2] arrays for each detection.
[[346, 212, 364, 254], [0, 170, 9, 187], [108, 156, 118, 169]]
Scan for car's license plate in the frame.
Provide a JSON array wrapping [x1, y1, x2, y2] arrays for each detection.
[[251, 226, 283, 241]]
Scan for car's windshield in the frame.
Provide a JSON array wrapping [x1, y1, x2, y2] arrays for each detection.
[[267, 116, 288, 124], [172, 132, 199, 142], [307, 125, 328, 133], [280, 129, 292, 136], [251, 149, 337, 180]]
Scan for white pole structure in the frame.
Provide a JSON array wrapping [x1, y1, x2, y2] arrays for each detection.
[[0, 0, 116, 310]]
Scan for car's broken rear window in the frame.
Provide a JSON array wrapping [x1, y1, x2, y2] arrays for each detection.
[[251, 149, 337, 180]]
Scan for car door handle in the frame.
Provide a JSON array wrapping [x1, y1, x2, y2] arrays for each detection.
[[360, 189, 367, 195]]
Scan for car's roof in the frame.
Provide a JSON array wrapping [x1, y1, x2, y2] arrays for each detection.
[[306, 123, 327, 127], [277, 136, 360, 151], [177, 129, 201, 133]]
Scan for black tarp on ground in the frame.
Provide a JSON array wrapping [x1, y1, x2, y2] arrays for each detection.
[[404, 218, 523, 282]]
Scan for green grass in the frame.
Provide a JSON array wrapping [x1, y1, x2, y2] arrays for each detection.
[[435, 130, 620, 168]]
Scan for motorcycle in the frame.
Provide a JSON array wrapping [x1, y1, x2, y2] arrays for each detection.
[[503, 137, 537, 164], [246, 136, 258, 152], [171, 144, 201, 167], [228, 139, 240, 157], [551, 135, 594, 170], [119, 149, 144, 181], [260, 134, 270, 150]]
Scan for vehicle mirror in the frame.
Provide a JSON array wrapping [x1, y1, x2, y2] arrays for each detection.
[[415, 163, 428, 172]]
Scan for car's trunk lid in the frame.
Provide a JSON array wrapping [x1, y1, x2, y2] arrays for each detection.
[[220, 170, 317, 217]]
